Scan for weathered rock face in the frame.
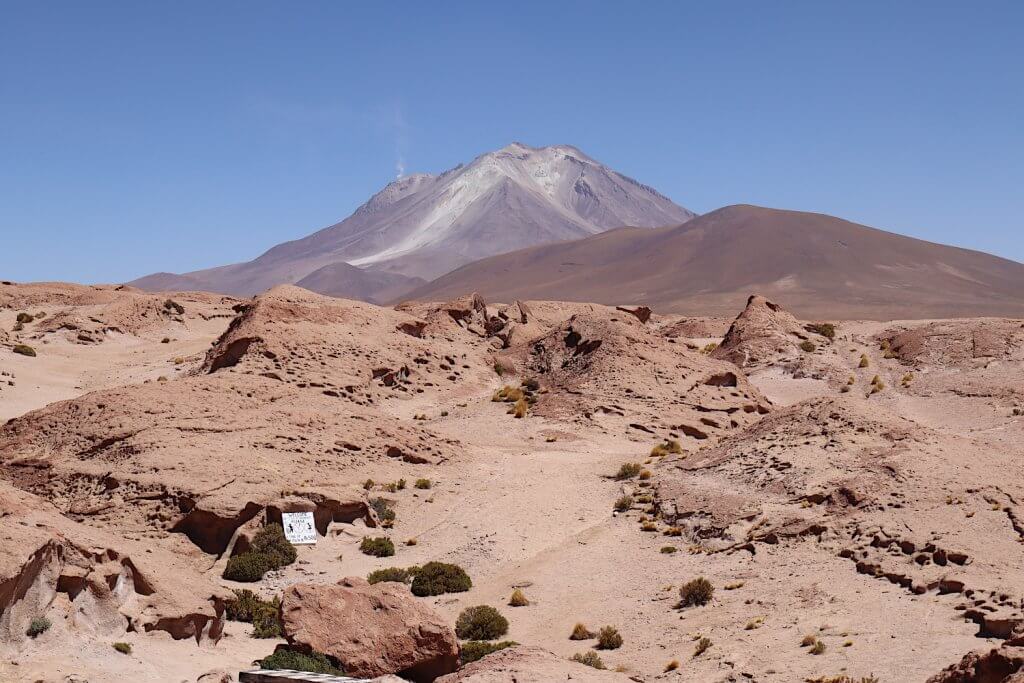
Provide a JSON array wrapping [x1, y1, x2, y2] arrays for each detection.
[[880, 319, 1024, 368], [504, 309, 770, 444], [435, 645, 632, 682], [0, 481, 226, 645], [712, 294, 809, 367], [927, 643, 1024, 682], [281, 578, 459, 682]]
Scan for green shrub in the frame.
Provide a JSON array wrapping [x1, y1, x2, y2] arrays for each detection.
[[613, 495, 633, 512], [570, 651, 605, 669], [411, 561, 472, 596], [223, 552, 272, 582], [26, 616, 51, 637], [252, 600, 282, 638], [13, 344, 36, 357], [455, 605, 509, 640], [16, 312, 34, 324], [806, 323, 836, 339], [800, 340, 817, 353], [370, 497, 396, 524], [614, 463, 642, 480], [112, 642, 132, 654], [415, 478, 432, 489], [660, 545, 678, 554], [225, 589, 263, 621], [251, 524, 298, 568], [224, 525, 297, 581], [367, 567, 414, 584], [460, 640, 517, 664], [258, 648, 344, 675], [679, 577, 715, 607], [596, 626, 622, 650], [360, 536, 395, 557]]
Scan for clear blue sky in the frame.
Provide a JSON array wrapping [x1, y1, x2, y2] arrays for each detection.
[[2, 1, 1022, 283]]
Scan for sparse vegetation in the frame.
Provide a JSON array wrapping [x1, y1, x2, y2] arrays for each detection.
[[369, 497, 396, 525], [223, 524, 297, 582], [570, 623, 595, 640], [613, 495, 633, 512], [596, 626, 623, 650], [664, 659, 680, 672], [801, 634, 818, 647], [26, 616, 51, 637], [367, 566, 416, 584], [651, 440, 683, 457], [859, 354, 870, 368], [258, 648, 344, 675], [570, 651, 606, 669], [700, 342, 718, 355], [693, 636, 712, 657], [614, 462, 642, 480], [13, 344, 36, 357], [460, 640, 517, 664], [112, 642, 132, 654], [660, 545, 678, 554], [806, 322, 836, 340], [415, 478, 432, 489], [810, 639, 826, 655], [455, 605, 509, 640], [800, 340, 817, 353], [492, 385, 524, 402], [410, 561, 472, 596], [359, 536, 395, 557], [679, 577, 714, 607], [223, 552, 271, 582], [362, 478, 374, 490], [16, 312, 34, 324], [508, 588, 529, 606], [512, 397, 528, 418]]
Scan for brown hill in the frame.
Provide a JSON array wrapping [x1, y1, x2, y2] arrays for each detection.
[[406, 204, 1024, 319]]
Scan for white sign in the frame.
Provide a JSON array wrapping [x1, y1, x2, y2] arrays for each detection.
[[282, 511, 317, 545]]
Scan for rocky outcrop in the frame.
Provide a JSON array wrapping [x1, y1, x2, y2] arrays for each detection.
[[927, 643, 1024, 682], [0, 482, 226, 645], [436, 645, 632, 681], [280, 578, 459, 682], [712, 294, 809, 367]]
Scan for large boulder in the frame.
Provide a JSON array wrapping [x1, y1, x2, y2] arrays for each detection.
[[280, 578, 459, 682], [436, 645, 632, 682]]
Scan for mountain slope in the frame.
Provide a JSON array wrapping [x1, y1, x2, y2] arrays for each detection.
[[130, 142, 694, 297], [293, 262, 425, 304], [405, 204, 1024, 319]]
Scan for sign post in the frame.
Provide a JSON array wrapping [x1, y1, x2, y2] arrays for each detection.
[[281, 511, 317, 545]]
